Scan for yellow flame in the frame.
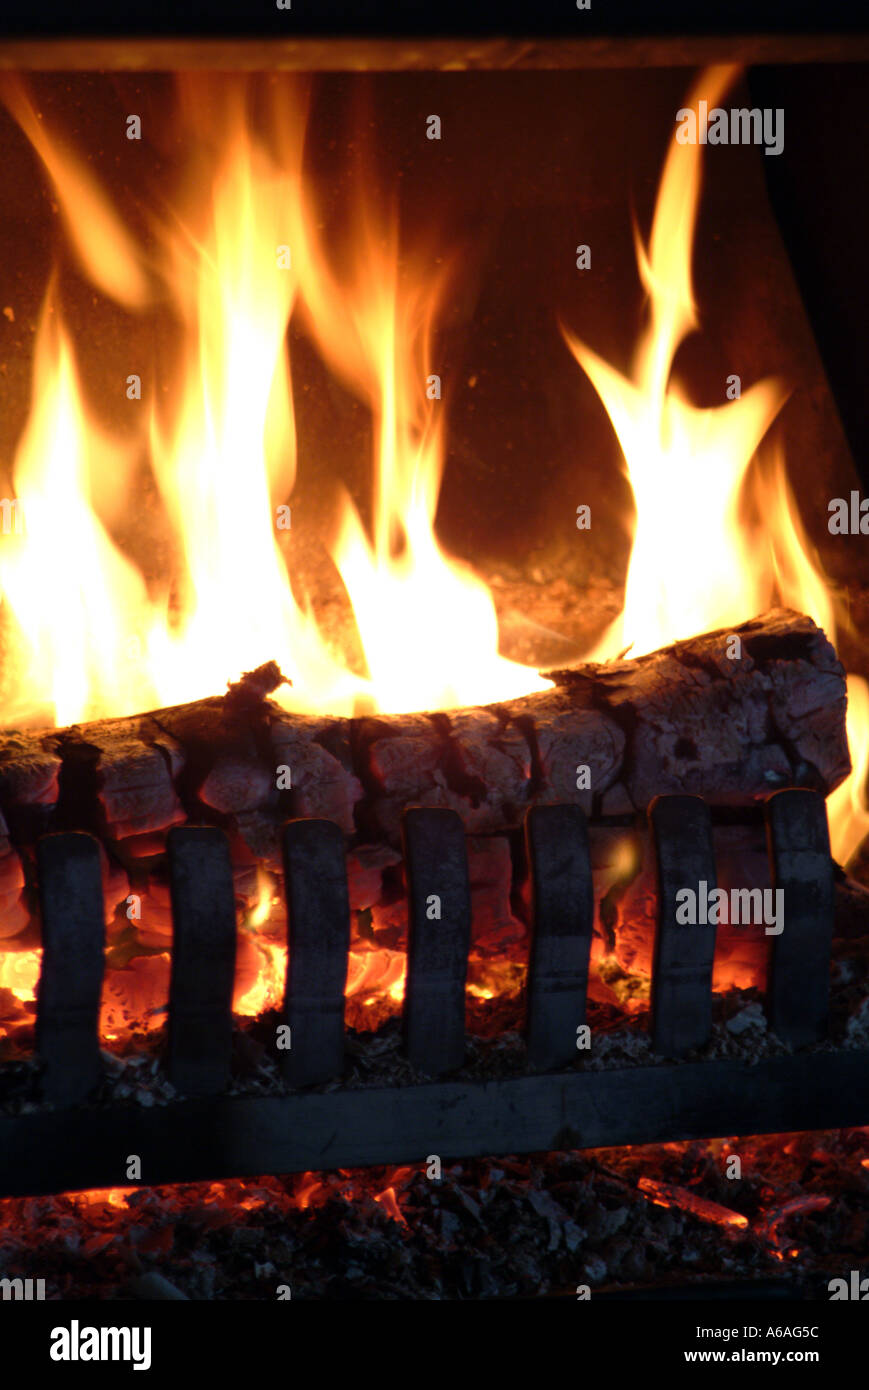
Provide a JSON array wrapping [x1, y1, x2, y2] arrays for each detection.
[[247, 868, 275, 930], [234, 941, 287, 1017], [564, 66, 869, 862], [0, 297, 156, 727], [564, 66, 786, 661], [288, 131, 549, 711], [828, 677, 869, 865], [750, 451, 869, 858], [0, 70, 866, 873], [0, 76, 546, 726], [0, 948, 39, 1001]]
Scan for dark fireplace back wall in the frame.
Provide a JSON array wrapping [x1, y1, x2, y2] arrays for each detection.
[[0, 68, 862, 607]]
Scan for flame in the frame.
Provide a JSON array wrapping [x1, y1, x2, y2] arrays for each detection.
[[294, 1173, 324, 1211], [1, 68, 869, 1030], [247, 868, 275, 930], [0, 75, 546, 727], [564, 66, 786, 661], [0, 297, 158, 727], [753, 450, 869, 861], [288, 170, 547, 711], [345, 947, 406, 1005], [564, 65, 869, 863], [142, 80, 365, 716], [0, 949, 40, 1002], [233, 928, 409, 1019], [234, 940, 287, 1017], [828, 676, 869, 866], [0, 75, 151, 311]]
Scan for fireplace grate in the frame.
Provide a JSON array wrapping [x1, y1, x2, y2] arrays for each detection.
[[0, 787, 867, 1199]]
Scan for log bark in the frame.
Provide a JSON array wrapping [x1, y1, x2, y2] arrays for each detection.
[[0, 608, 850, 951], [0, 607, 849, 840]]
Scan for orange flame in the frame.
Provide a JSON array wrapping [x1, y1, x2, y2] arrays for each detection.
[[287, 153, 547, 712], [563, 67, 786, 660], [247, 868, 276, 930], [0, 296, 156, 727], [829, 676, 869, 865], [0, 75, 547, 727], [0, 69, 868, 1030], [0, 75, 151, 310], [0, 948, 40, 1002], [564, 65, 869, 863]]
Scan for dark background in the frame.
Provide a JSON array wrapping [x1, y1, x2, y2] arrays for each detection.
[[0, 0, 866, 39]]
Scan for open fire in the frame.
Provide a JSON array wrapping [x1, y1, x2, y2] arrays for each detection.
[[0, 71, 548, 724], [0, 66, 867, 1056], [0, 44, 866, 1316]]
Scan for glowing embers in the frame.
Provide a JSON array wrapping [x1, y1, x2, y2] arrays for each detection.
[[758, 1196, 832, 1262], [637, 1177, 750, 1231], [0, 796, 848, 1056], [0, 1130, 865, 1298], [0, 882, 528, 1054], [0, 948, 40, 1041]]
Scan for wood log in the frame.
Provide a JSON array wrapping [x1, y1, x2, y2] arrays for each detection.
[[0, 609, 850, 952], [0, 607, 847, 830]]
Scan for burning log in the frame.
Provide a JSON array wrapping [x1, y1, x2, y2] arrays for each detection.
[[0, 609, 850, 958], [0, 606, 845, 833]]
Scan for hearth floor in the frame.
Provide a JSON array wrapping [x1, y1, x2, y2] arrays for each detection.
[[0, 1128, 865, 1300]]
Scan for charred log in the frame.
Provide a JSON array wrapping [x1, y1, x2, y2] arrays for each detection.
[[0, 608, 851, 957]]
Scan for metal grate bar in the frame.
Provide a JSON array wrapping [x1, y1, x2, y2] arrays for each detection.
[[764, 787, 835, 1046], [166, 826, 236, 1097], [401, 807, 471, 1076], [35, 832, 105, 1106], [525, 803, 594, 1069], [281, 817, 351, 1086], [650, 795, 718, 1057]]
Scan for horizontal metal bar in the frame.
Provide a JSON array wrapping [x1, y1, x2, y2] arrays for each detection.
[[1, 1049, 868, 1198], [0, 36, 867, 72]]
